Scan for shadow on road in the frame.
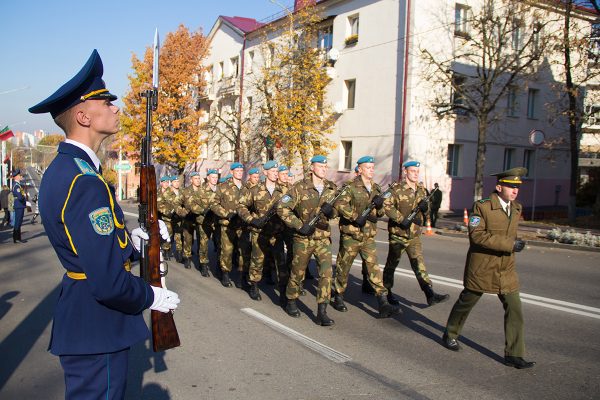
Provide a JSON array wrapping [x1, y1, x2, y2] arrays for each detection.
[[127, 339, 172, 399], [0, 291, 19, 321]]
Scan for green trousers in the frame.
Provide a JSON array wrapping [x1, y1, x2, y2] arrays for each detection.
[[286, 236, 332, 304], [445, 289, 526, 357]]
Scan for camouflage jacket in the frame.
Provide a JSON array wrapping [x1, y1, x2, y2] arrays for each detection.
[[182, 185, 204, 224], [383, 180, 428, 239], [277, 175, 338, 239], [336, 176, 383, 240], [157, 187, 175, 220], [238, 182, 288, 234], [211, 179, 244, 227], [170, 188, 188, 220]]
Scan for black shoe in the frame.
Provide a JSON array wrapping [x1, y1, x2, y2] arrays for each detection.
[[249, 283, 262, 301], [424, 285, 450, 306], [442, 333, 460, 351], [331, 291, 348, 312], [279, 286, 288, 307], [316, 303, 334, 326], [504, 356, 536, 369], [377, 294, 400, 318], [183, 257, 191, 269], [362, 279, 375, 295], [199, 263, 209, 277], [175, 251, 183, 263], [221, 272, 233, 287], [285, 299, 301, 317], [387, 291, 400, 305], [162, 250, 171, 261]]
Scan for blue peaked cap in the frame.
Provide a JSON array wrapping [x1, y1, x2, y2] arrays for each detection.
[[29, 50, 117, 118], [403, 160, 421, 168]]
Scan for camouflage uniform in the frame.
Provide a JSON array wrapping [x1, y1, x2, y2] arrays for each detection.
[[277, 176, 338, 304], [382, 181, 447, 305], [334, 176, 387, 297], [181, 184, 204, 267], [170, 187, 188, 259], [195, 184, 218, 267], [237, 181, 287, 288], [211, 179, 249, 281], [157, 187, 174, 254]]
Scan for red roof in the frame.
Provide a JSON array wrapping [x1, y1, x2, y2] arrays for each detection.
[[221, 16, 264, 33]]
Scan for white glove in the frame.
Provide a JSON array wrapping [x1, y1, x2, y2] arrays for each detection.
[[158, 219, 170, 242], [150, 286, 180, 313], [131, 227, 149, 252]]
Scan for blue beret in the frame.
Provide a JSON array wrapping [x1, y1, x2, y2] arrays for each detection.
[[248, 167, 260, 175], [263, 160, 278, 170], [189, 171, 200, 177], [357, 156, 374, 164], [169, 175, 179, 181], [278, 165, 289, 172], [288, 171, 294, 177], [218, 177, 227, 183], [11, 169, 21, 177], [230, 162, 244, 170], [403, 160, 421, 168], [310, 155, 327, 164], [160, 176, 170, 182], [206, 168, 218, 175], [354, 165, 359, 173], [29, 50, 117, 119]]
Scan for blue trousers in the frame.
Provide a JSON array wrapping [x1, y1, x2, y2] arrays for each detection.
[[60, 348, 129, 400], [13, 208, 24, 230]]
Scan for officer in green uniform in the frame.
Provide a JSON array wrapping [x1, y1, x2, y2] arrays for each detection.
[[382, 160, 449, 306], [332, 156, 399, 318], [442, 167, 535, 369], [211, 162, 248, 287], [238, 160, 287, 301], [181, 171, 204, 269], [157, 175, 174, 259], [277, 155, 337, 326], [170, 175, 187, 263]]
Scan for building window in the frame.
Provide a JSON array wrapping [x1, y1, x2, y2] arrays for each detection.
[[503, 148, 515, 170], [590, 23, 600, 61], [447, 144, 461, 176], [455, 4, 470, 37], [247, 51, 254, 73], [346, 15, 359, 45], [532, 23, 542, 56], [452, 74, 466, 109], [527, 88, 539, 119], [218, 61, 224, 81], [507, 86, 518, 117], [247, 96, 253, 116], [340, 141, 353, 171], [345, 79, 356, 109], [266, 45, 275, 68], [512, 19, 523, 51], [318, 25, 333, 50], [230, 56, 239, 78], [523, 149, 534, 177], [200, 143, 208, 159]]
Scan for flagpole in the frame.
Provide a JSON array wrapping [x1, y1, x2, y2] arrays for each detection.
[[1, 141, 5, 186]]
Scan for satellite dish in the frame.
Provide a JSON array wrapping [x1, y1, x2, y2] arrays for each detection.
[[327, 48, 340, 62]]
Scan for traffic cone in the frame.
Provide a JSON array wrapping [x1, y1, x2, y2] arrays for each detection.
[[424, 219, 434, 235], [463, 208, 469, 225]]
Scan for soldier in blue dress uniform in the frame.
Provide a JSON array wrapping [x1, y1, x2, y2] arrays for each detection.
[[29, 49, 180, 399], [11, 169, 28, 243]]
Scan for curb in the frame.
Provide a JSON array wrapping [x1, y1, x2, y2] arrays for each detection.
[[434, 230, 600, 253]]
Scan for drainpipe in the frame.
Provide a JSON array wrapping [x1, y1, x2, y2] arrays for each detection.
[[237, 34, 247, 161], [399, 0, 411, 179]]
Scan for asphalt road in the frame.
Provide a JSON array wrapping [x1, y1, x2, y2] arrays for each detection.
[[0, 189, 599, 399]]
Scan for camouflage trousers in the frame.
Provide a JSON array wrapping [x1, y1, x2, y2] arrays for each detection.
[[219, 224, 250, 273], [248, 230, 285, 284], [334, 234, 387, 296], [161, 217, 172, 252], [170, 218, 184, 254], [182, 219, 197, 259], [383, 234, 431, 291], [286, 236, 333, 304], [197, 218, 215, 265]]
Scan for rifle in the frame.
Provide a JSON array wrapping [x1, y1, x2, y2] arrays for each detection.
[[356, 181, 399, 221], [399, 187, 439, 230], [138, 29, 181, 352], [307, 183, 349, 228]]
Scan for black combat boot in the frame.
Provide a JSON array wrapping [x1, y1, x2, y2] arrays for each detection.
[[199, 263, 209, 277], [387, 289, 400, 305], [249, 282, 262, 301], [330, 291, 348, 312], [162, 249, 171, 261], [15, 230, 27, 243], [174, 251, 183, 264], [362, 278, 375, 295], [279, 285, 288, 307], [12, 230, 17, 243], [377, 294, 400, 318], [221, 272, 233, 287], [285, 299, 301, 317], [316, 303, 334, 326], [424, 285, 449, 306], [183, 257, 191, 269]]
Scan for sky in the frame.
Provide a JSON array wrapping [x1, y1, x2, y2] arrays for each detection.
[[0, 0, 296, 135]]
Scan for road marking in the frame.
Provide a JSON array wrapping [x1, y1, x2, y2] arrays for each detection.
[[241, 308, 352, 364], [123, 211, 137, 217]]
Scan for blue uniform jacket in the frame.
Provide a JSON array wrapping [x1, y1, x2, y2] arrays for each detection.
[[39, 142, 153, 356], [12, 182, 27, 209]]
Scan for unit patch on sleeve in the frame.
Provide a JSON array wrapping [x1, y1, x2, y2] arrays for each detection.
[[469, 215, 481, 227], [281, 194, 292, 203], [89, 207, 114, 235]]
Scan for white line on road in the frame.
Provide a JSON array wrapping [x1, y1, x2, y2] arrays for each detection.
[[241, 308, 352, 364], [123, 211, 137, 217]]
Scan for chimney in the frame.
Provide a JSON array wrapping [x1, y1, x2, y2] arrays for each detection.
[[294, 0, 316, 11]]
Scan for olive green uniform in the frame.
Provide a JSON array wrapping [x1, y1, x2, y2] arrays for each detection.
[[334, 176, 387, 296], [445, 192, 526, 357], [277, 176, 338, 304]]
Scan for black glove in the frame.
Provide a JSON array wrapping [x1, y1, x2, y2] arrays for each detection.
[[250, 216, 267, 228], [226, 211, 237, 221], [355, 214, 367, 228], [372, 195, 384, 210], [367, 215, 378, 223], [320, 203, 334, 218], [513, 239, 526, 252], [418, 200, 428, 212], [297, 223, 316, 236]]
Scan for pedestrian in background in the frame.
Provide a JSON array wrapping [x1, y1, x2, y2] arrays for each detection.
[[430, 182, 442, 228], [0, 184, 10, 227]]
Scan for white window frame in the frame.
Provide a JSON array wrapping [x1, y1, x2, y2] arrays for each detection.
[[339, 140, 353, 171], [455, 4, 470, 37], [447, 144, 461, 177], [345, 79, 356, 110]]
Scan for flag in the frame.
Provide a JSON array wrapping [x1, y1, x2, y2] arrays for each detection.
[[0, 126, 14, 141]]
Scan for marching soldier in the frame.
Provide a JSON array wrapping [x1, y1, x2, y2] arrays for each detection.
[[332, 156, 399, 318], [181, 171, 204, 269], [157, 175, 174, 259], [382, 160, 449, 306], [193, 169, 220, 276], [277, 155, 338, 326], [211, 162, 249, 287], [238, 160, 287, 301], [170, 175, 188, 263], [442, 167, 535, 369]]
